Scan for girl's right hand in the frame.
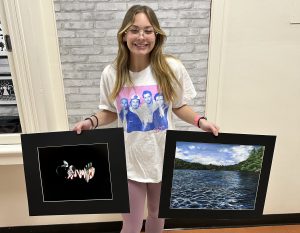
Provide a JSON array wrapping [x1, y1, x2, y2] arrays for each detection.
[[73, 119, 93, 134]]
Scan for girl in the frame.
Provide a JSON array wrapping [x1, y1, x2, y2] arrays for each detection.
[[74, 5, 219, 233]]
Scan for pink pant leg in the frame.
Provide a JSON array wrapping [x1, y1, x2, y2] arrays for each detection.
[[121, 180, 146, 233], [145, 182, 165, 233]]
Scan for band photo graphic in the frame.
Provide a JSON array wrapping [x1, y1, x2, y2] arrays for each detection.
[[117, 84, 169, 133], [159, 130, 276, 219], [21, 128, 129, 216]]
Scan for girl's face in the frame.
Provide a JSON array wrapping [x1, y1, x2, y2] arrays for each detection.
[[124, 13, 156, 58]]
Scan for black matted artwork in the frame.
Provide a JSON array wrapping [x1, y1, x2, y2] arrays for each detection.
[[159, 130, 276, 219], [21, 128, 129, 216]]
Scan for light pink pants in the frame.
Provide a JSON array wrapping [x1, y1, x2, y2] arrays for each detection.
[[120, 180, 165, 233]]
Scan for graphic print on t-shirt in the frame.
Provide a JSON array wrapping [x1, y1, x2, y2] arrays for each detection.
[[116, 85, 169, 133]]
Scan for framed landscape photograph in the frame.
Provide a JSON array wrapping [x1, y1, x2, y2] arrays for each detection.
[[21, 128, 129, 216], [159, 130, 276, 219]]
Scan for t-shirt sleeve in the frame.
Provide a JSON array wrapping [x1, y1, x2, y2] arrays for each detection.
[[171, 58, 197, 108], [98, 66, 117, 112]]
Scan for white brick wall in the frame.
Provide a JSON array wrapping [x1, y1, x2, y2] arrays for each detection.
[[54, 0, 212, 130]]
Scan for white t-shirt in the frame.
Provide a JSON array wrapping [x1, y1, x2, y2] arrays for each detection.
[[99, 57, 196, 183]]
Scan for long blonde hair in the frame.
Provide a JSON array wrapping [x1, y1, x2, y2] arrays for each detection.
[[110, 5, 181, 103]]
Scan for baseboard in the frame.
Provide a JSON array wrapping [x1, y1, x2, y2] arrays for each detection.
[[164, 213, 300, 229], [1, 213, 300, 233], [0, 221, 122, 233]]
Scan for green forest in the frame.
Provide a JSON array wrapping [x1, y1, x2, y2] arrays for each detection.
[[174, 147, 264, 173]]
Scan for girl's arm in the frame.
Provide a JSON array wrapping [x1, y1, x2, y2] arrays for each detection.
[[73, 110, 117, 134], [172, 105, 219, 136]]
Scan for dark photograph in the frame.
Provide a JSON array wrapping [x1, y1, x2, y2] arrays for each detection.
[[38, 143, 112, 202]]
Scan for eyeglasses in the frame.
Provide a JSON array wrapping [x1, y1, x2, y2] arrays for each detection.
[[126, 26, 156, 36]]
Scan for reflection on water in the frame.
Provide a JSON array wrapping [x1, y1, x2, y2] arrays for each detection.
[[170, 170, 260, 209]]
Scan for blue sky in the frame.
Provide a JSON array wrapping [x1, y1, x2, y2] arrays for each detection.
[[175, 141, 262, 166]]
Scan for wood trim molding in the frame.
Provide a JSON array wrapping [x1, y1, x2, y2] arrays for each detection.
[[1, 0, 68, 164], [206, 0, 226, 124], [3, 0, 68, 134]]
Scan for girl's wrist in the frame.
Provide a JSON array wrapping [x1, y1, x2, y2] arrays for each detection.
[[84, 114, 99, 129], [90, 114, 99, 128], [84, 117, 94, 128], [193, 115, 207, 129], [198, 117, 207, 128]]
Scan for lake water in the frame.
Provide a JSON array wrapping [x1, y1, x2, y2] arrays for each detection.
[[170, 169, 260, 210]]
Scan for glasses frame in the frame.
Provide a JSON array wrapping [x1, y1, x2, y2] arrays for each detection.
[[126, 26, 157, 37]]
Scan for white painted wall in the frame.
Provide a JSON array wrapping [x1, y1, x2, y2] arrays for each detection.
[[207, 0, 300, 214]]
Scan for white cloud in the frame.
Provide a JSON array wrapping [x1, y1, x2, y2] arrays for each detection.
[[219, 148, 230, 153], [185, 153, 231, 166], [176, 144, 256, 166], [188, 145, 196, 150], [231, 145, 254, 163], [175, 147, 189, 160]]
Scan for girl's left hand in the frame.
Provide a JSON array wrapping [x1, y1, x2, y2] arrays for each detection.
[[199, 119, 220, 136]]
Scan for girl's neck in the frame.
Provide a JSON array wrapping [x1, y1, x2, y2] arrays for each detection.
[[129, 55, 150, 72]]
